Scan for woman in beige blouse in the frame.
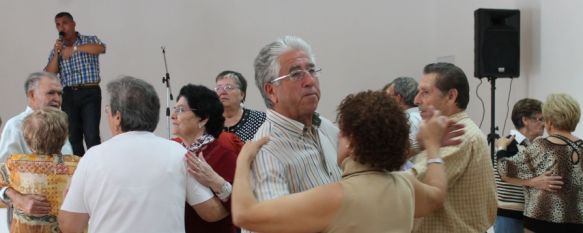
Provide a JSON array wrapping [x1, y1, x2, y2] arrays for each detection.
[[232, 91, 464, 233]]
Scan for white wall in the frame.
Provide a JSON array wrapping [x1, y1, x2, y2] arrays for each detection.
[[0, 0, 439, 139], [3, 0, 583, 232], [1, 0, 580, 140], [533, 1, 583, 136]]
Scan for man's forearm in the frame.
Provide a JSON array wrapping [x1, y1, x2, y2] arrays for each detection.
[[45, 54, 59, 73], [78, 44, 105, 55]]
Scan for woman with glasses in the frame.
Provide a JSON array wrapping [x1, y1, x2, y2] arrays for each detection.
[[215, 71, 266, 142], [232, 91, 462, 233], [497, 93, 583, 233], [172, 84, 242, 233]]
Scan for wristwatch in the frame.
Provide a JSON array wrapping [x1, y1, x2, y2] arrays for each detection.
[[0, 187, 11, 203], [73, 45, 78, 53], [214, 182, 232, 202]]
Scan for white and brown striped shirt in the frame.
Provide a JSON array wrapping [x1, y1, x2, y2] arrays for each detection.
[[249, 109, 342, 201], [493, 130, 529, 214]]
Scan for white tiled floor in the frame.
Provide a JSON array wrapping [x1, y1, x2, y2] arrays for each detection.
[[0, 208, 495, 233]]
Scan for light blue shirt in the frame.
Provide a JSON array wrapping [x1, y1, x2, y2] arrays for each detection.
[[0, 107, 73, 161]]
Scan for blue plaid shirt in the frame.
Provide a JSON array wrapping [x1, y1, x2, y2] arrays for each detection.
[[47, 33, 105, 87]]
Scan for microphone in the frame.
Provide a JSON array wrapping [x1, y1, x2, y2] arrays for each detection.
[[57, 32, 65, 55]]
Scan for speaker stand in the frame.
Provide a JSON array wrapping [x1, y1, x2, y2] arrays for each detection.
[[486, 76, 500, 161]]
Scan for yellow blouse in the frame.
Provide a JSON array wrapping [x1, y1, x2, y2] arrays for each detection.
[[0, 153, 80, 233]]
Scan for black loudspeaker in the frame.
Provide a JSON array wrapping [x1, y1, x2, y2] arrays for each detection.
[[474, 9, 520, 78]]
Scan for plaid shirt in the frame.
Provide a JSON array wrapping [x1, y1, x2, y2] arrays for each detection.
[[411, 111, 497, 233], [47, 33, 105, 87]]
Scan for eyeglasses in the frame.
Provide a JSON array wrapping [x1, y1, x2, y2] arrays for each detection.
[[270, 67, 322, 83], [531, 116, 544, 122], [214, 84, 238, 92], [173, 106, 196, 114]]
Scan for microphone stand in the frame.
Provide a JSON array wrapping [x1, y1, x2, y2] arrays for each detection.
[[161, 46, 174, 139]]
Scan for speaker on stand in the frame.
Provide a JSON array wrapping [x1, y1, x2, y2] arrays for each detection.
[[474, 8, 520, 159]]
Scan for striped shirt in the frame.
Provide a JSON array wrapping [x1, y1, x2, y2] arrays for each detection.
[[47, 33, 104, 87], [493, 130, 529, 215], [243, 110, 342, 233], [411, 111, 497, 233]]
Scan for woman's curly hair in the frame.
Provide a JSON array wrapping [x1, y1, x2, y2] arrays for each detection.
[[336, 90, 410, 171]]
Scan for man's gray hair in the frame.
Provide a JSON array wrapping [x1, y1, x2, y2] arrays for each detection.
[[391, 77, 418, 107], [24, 72, 59, 94], [254, 36, 316, 108], [107, 76, 160, 132]]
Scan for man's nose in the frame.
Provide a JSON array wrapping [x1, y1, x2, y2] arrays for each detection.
[[414, 94, 421, 106], [302, 72, 317, 86]]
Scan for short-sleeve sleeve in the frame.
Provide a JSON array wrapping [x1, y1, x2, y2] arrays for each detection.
[[60, 155, 89, 213]]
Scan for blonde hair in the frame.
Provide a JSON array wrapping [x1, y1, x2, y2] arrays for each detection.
[[543, 93, 581, 132], [22, 107, 69, 154]]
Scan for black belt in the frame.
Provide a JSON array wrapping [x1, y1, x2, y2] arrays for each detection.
[[66, 83, 100, 90]]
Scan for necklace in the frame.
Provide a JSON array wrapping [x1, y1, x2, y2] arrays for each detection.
[[224, 108, 243, 128]]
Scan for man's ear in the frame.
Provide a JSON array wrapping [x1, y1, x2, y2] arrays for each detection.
[[27, 89, 35, 100], [264, 83, 278, 105], [447, 89, 459, 105]]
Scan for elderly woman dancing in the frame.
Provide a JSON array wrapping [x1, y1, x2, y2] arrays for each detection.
[[0, 107, 79, 233], [497, 93, 583, 233], [173, 84, 242, 233], [232, 90, 464, 233]]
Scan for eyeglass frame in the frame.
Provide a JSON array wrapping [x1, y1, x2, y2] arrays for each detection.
[[173, 106, 197, 114], [214, 84, 239, 92], [529, 115, 544, 122], [270, 67, 322, 84]]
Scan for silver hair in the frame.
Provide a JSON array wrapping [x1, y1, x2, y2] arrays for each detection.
[[391, 77, 418, 107], [106, 76, 160, 132], [254, 36, 316, 108], [24, 72, 60, 94]]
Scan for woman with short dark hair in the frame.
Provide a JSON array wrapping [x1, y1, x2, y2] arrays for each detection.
[[215, 71, 266, 141], [174, 84, 242, 233]]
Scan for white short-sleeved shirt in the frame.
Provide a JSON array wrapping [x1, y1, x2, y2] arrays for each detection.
[[0, 107, 73, 161], [61, 131, 213, 233]]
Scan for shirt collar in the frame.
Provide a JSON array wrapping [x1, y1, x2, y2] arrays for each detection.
[[24, 106, 33, 114], [266, 109, 322, 136], [405, 107, 419, 114], [510, 129, 528, 145], [448, 111, 469, 122]]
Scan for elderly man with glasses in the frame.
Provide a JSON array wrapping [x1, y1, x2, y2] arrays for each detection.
[[241, 36, 342, 233]]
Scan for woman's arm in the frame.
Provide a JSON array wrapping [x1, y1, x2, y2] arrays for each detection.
[[408, 109, 458, 218], [232, 138, 342, 233], [186, 151, 231, 201]]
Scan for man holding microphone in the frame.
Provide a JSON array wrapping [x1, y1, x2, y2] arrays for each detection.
[[45, 12, 105, 156]]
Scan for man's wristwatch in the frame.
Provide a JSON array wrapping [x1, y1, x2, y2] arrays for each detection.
[[73, 45, 78, 53]]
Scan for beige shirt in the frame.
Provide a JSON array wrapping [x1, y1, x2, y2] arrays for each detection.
[[325, 158, 414, 233], [411, 111, 497, 233]]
